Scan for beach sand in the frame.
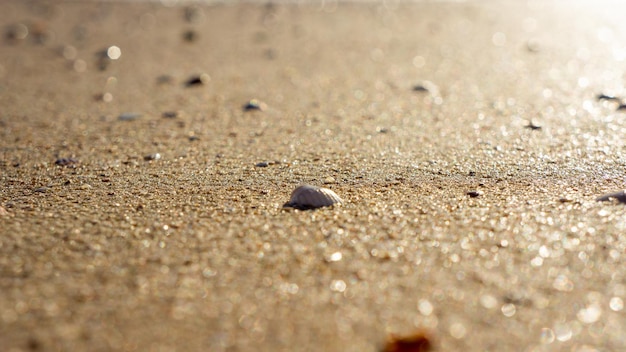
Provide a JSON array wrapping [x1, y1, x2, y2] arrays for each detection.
[[1, 1, 626, 351]]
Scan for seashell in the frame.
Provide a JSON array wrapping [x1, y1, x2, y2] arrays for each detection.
[[283, 185, 343, 210], [596, 190, 626, 204]]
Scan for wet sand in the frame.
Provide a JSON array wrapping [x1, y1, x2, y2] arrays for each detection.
[[1, 1, 626, 351]]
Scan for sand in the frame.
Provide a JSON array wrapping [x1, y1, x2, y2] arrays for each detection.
[[1, 1, 626, 351]]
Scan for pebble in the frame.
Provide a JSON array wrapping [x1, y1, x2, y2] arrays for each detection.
[[467, 191, 481, 198], [55, 157, 79, 166], [383, 332, 432, 352], [34, 187, 49, 193], [185, 73, 210, 87], [255, 161, 269, 167], [283, 184, 343, 210], [144, 153, 161, 161], [162, 111, 179, 119], [182, 30, 198, 42], [412, 80, 439, 95], [617, 104, 626, 111], [596, 190, 626, 204], [118, 112, 141, 121], [243, 99, 267, 111], [323, 176, 336, 184]]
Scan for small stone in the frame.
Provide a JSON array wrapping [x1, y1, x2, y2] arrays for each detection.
[[162, 111, 178, 119], [412, 80, 439, 95], [34, 187, 49, 193], [323, 176, 336, 184], [617, 104, 626, 111], [467, 191, 481, 198], [383, 332, 432, 352], [182, 30, 198, 42], [118, 112, 141, 121], [55, 157, 79, 166], [468, 171, 476, 176], [596, 190, 626, 204], [188, 135, 199, 141], [376, 127, 389, 133], [255, 161, 269, 167], [185, 73, 210, 87], [243, 99, 267, 111], [144, 153, 161, 161]]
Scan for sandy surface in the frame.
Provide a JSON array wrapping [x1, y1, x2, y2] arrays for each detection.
[[1, 1, 626, 351]]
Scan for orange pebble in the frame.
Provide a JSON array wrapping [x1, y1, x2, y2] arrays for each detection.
[[382, 332, 432, 352]]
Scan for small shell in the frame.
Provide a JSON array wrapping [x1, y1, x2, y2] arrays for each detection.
[[596, 190, 626, 204], [283, 185, 343, 210]]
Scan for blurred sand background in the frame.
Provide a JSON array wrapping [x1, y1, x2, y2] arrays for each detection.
[[1, 0, 626, 351]]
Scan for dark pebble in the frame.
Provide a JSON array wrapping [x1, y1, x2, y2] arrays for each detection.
[[185, 73, 210, 87], [162, 111, 178, 119], [182, 30, 197, 42], [468, 171, 476, 176], [55, 157, 79, 166], [243, 99, 266, 111], [617, 104, 626, 111], [34, 187, 49, 193], [255, 161, 269, 167], [188, 136, 199, 141], [467, 191, 481, 198], [412, 81, 438, 94], [596, 191, 626, 203]]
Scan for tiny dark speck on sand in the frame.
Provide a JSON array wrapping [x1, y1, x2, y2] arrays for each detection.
[[185, 73, 210, 87], [183, 30, 198, 42], [118, 112, 141, 121], [55, 157, 79, 166], [596, 93, 621, 103], [255, 161, 269, 167], [162, 111, 178, 119], [467, 191, 481, 198], [524, 122, 542, 130]]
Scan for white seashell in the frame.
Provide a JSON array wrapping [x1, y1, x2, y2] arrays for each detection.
[[283, 184, 343, 210]]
